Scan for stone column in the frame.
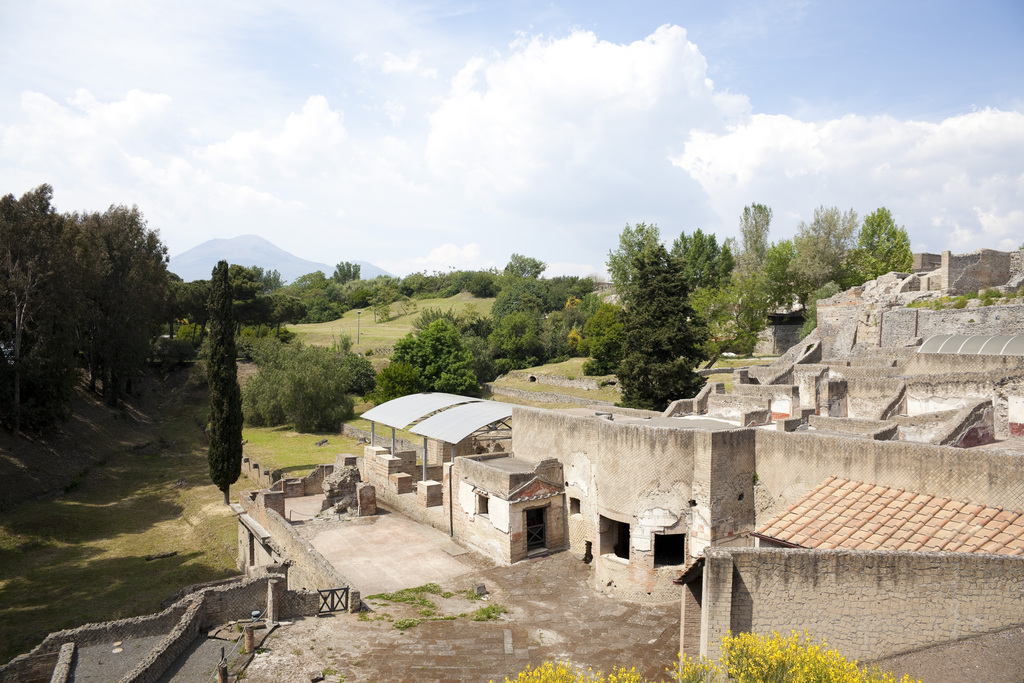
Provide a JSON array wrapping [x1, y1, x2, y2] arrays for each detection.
[[267, 578, 281, 625]]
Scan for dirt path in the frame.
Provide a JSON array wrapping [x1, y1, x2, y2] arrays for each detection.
[[243, 552, 681, 683]]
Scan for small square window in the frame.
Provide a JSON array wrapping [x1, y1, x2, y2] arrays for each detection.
[[476, 493, 489, 515], [569, 497, 581, 515]]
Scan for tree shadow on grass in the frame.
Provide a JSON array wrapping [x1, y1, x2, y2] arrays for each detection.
[[0, 549, 232, 662]]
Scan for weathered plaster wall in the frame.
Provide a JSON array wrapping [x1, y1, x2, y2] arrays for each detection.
[[699, 548, 1024, 663]]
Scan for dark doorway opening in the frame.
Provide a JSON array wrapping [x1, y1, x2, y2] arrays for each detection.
[[654, 533, 687, 567], [526, 507, 546, 551]]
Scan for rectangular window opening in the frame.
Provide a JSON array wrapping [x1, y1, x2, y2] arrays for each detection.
[[654, 533, 687, 567], [599, 515, 630, 560], [569, 497, 581, 515], [476, 493, 489, 516]]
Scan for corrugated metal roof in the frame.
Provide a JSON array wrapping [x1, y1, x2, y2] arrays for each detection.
[[918, 334, 1024, 355], [361, 393, 482, 430], [409, 401, 513, 444]]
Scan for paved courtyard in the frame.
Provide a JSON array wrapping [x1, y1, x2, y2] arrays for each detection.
[[243, 502, 682, 683]]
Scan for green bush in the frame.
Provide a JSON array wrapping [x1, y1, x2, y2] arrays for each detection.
[[150, 337, 196, 369], [241, 341, 355, 431]]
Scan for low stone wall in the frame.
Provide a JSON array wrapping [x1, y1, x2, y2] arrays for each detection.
[[0, 651, 60, 682], [505, 371, 617, 393], [2, 573, 321, 683], [241, 456, 283, 490], [341, 423, 425, 459], [483, 383, 615, 407], [121, 599, 203, 683], [262, 507, 352, 592], [697, 548, 1024, 663], [808, 415, 897, 440], [50, 643, 74, 683]]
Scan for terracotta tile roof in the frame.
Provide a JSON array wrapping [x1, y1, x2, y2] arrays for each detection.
[[755, 476, 1024, 555], [507, 478, 563, 503]]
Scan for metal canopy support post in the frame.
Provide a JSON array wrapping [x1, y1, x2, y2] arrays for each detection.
[[422, 437, 428, 480], [391, 427, 396, 455], [370, 421, 375, 446]]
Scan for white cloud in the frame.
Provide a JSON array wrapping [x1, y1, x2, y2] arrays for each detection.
[[426, 24, 747, 210], [197, 95, 346, 179], [674, 108, 1024, 251], [381, 51, 438, 78], [378, 243, 494, 275], [546, 261, 608, 280]]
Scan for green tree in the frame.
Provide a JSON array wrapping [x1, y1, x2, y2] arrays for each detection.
[[490, 278, 547, 322], [341, 354, 376, 396], [618, 243, 708, 411], [489, 311, 544, 374], [465, 271, 500, 298], [279, 346, 354, 432], [581, 303, 624, 376], [332, 261, 361, 285], [503, 253, 547, 279], [76, 205, 169, 405], [762, 239, 805, 309], [737, 203, 772, 275], [691, 275, 771, 361], [851, 207, 913, 281], [207, 260, 243, 505], [393, 319, 479, 395], [0, 185, 80, 433], [606, 222, 661, 308], [793, 205, 859, 292], [670, 228, 735, 292], [368, 361, 423, 405]]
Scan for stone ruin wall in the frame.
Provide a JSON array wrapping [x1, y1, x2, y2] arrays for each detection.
[[942, 249, 1016, 294], [0, 572, 319, 683], [752, 429, 1024, 525], [695, 548, 1024, 663]]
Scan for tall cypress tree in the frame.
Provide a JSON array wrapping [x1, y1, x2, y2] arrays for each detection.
[[618, 243, 708, 411], [207, 260, 243, 504]]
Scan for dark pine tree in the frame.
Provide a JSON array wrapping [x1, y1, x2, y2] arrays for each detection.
[[207, 260, 243, 504], [617, 243, 709, 411]]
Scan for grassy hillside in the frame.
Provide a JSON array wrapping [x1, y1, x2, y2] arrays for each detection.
[[290, 292, 494, 355], [0, 371, 251, 662]]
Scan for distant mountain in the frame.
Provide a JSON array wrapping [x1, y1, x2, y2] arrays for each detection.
[[168, 235, 391, 283]]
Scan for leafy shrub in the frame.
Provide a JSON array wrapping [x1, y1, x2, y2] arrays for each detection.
[[341, 354, 376, 396], [506, 633, 919, 683], [241, 342, 355, 431], [367, 362, 423, 405], [952, 296, 968, 309], [150, 337, 196, 369]]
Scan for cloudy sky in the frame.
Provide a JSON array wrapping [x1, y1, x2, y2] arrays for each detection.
[[2, 1, 1022, 279]]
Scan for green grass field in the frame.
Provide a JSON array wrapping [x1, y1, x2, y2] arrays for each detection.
[[243, 426, 364, 477], [290, 292, 494, 355], [0, 378, 249, 662]]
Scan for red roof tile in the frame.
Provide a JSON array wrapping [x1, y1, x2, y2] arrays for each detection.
[[755, 477, 1024, 556]]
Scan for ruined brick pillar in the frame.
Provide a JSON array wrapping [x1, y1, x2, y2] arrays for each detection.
[[267, 578, 281, 625], [349, 589, 361, 613]]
